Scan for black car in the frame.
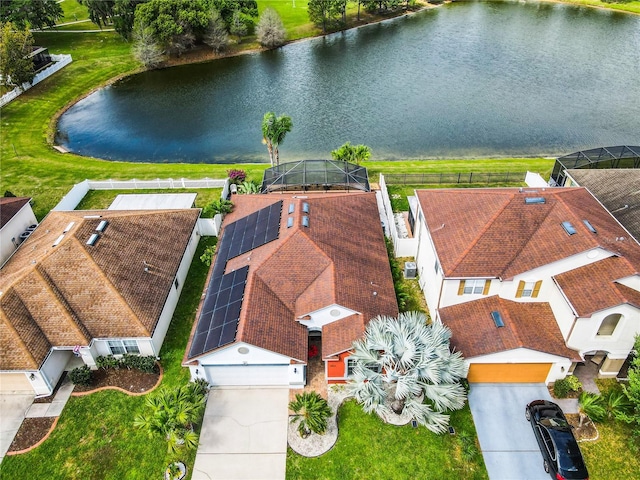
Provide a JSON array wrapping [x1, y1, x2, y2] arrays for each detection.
[[525, 400, 589, 480]]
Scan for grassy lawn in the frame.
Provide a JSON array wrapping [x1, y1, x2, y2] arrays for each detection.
[[578, 379, 640, 478], [556, 0, 640, 14], [0, 236, 216, 480], [287, 400, 488, 480], [76, 188, 223, 211]]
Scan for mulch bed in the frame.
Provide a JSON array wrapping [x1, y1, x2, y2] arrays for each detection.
[[566, 413, 598, 441], [73, 366, 160, 394], [7, 367, 160, 454]]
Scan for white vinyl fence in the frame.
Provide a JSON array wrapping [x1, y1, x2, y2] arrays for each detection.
[[378, 174, 418, 258], [1, 54, 72, 107]]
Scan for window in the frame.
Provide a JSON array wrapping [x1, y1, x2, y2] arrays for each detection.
[[516, 280, 542, 298], [597, 314, 621, 336], [346, 358, 357, 376], [458, 279, 489, 295], [108, 339, 140, 355], [434, 260, 440, 274]]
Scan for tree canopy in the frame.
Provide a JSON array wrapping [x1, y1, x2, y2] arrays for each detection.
[[0, 21, 35, 87], [348, 312, 467, 433], [307, 0, 346, 34], [79, 0, 145, 39], [331, 142, 372, 165], [0, 0, 63, 30], [261, 112, 293, 166], [255, 8, 286, 48]]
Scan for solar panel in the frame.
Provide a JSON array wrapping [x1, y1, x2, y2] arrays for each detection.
[[224, 201, 282, 260], [188, 265, 249, 358]]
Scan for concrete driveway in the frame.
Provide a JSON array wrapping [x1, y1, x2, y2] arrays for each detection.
[[0, 394, 34, 464], [192, 387, 289, 480], [468, 384, 553, 480]]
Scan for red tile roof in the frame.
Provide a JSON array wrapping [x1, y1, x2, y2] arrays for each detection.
[[0, 209, 199, 370], [553, 256, 639, 317], [188, 192, 398, 362], [0, 197, 31, 229], [416, 187, 640, 279], [438, 296, 579, 361]]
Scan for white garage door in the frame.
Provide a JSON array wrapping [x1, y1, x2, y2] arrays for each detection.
[[205, 365, 290, 386]]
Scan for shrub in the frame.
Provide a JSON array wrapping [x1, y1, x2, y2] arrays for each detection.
[[121, 354, 157, 373], [553, 375, 582, 398], [579, 391, 606, 422], [69, 365, 93, 386], [96, 355, 120, 370], [227, 169, 246, 184]]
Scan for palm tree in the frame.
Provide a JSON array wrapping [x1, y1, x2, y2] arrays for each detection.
[[134, 382, 208, 454], [289, 391, 332, 437], [330, 142, 371, 165], [577, 391, 605, 427], [348, 312, 467, 433], [203, 199, 234, 217], [238, 180, 260, 194], [261, 112, 292, 166]]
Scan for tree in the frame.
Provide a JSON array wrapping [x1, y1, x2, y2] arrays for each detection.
[[255, 8, 286, 48], [209, 0, 258, 29], [200, 244, 217, 266], [622, 335, 640, 438], [289, 391, 332, 437], [79, 0, 144, 39], [0, 22, 34, 87], [0, 0, 63, 30], [308, 0, 345, 34], [132, 21, 166, 68], [229, 10, 247, 40], [348, 312, 467, 433], [133, 381, 208, 455], [261, 112, 292, 166], [331, 142, 372, 165], [134, 0, 209, 56], [203, 9, 229, 53]]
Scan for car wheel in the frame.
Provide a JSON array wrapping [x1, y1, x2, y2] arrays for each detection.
[[525, 408, 531, 421], [543, 460, 550, 473]]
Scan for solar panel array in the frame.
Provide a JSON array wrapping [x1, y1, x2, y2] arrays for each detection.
[[189, 266, 249, 358], [189, 201, 283, 358]]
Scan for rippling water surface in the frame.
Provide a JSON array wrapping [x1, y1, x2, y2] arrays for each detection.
[[56, 1, 640, 163]]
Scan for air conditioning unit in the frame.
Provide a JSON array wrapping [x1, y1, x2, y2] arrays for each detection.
[[404, 262, 417, 279]]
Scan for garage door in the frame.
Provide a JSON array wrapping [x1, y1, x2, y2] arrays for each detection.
[[468, 363, 551, 383], [205, 365, 290, 386], [0, 373, 34, 394]]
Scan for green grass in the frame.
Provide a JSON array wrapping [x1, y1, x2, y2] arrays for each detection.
[[286, 400, 488, 480], [0, 237, 216, 479], [579, 379, 640, 478], [76, 188, 223, 211], [555, 0, 640, 15], [59, 0, 91, 24]]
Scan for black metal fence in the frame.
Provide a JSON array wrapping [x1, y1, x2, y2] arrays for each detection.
[[383, 172, 526, 185]]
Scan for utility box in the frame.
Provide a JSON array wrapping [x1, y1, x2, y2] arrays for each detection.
[[404, 261, 417, 279]]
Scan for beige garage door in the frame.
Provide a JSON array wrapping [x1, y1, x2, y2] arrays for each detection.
[[0, 373, 34, 393], [468, 363, 551, 383]]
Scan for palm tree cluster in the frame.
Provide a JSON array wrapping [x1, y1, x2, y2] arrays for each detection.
[[261, 112, 292, 166], [134, 381, 208, 455], [348, 312, 467, 433]]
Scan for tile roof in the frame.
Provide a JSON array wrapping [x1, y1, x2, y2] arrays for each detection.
[[438, 296, 579, 361], [0, 197, 31, 229], [0, 209, 199, 370], [322, 314, 365, 358], [553, 256, 640, 317], [565, 169, 640, 244], [416, 187, 640, 279], [186, 192, 398, 362]]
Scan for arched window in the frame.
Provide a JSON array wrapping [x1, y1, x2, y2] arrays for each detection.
[[597, 314, 622, 336]]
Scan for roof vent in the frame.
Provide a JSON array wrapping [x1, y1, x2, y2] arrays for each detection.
[[302, 216, 309, 228], [583, 220, 597, 234], [86, 233, 99, 246], [525, 197, 545, 204], [288, 203, 295, 214], [287, 217, 294, 228], [561, 221, 576, 236], [52, 234, 64, 247], [96, 220, 108, 232], [63, 222, 75, 233], [490, 311, 504, 328], [302, 202, 310, 213]]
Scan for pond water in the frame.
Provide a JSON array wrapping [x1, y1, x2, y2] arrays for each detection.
[[56, 1, 640, 163]]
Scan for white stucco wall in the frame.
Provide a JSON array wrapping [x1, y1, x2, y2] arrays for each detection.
[[0, 201, 37, 267], [617, 274, 640, 291], [568, 304, 640, 359], [194, 342, 294, 367], [41, 350, 72, 393]]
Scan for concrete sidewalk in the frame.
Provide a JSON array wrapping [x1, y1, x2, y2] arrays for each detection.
[[0, 394, 34, 464], [25, 381, 74, 418], [192, 388, 289, 480]]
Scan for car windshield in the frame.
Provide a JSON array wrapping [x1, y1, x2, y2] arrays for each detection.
[[554, 431, 588, 477], [540, 417, 570, 429]]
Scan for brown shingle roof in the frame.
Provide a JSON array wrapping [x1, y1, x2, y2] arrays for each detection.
[[188, 192, 398, 361], [0, 197, 31, 229], [553, 256, 639, 317], [438, 296, 579, 361], [322, 314, 365, 358], [416, 187, 640, 279], [0, 209, 199, 370]]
